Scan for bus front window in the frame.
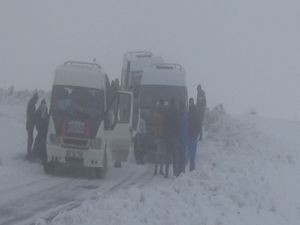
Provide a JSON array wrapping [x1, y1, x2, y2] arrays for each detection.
[[50, 85, 105, 138]]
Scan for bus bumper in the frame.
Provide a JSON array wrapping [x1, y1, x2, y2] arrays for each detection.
[[46, 144, 105, 168]]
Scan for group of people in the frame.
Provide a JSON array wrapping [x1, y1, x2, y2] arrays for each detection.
[[26, 93, 49, 162], [25, 83, 207, 175], [152, 84, 206, 178]]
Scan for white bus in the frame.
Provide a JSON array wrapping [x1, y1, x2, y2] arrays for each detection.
[[44, 61, 133, 178], [134, 63, 188, 163], [121, 51, 164, 91], [121, 51, 164, 130]]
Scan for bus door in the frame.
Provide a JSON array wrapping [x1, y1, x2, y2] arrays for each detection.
[[105, 91, 133, 163]]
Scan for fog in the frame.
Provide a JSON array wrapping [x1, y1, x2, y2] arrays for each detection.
[[1, 0, 299, 120]]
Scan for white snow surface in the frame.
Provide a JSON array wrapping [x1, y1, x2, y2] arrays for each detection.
[[50, 106, 300, 225], [0, 99, 300, 225]]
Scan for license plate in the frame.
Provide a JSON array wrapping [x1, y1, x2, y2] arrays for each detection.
[[66, 150, 83, 158]]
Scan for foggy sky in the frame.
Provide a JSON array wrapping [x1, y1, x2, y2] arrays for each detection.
[[1, 0, 300, 120]]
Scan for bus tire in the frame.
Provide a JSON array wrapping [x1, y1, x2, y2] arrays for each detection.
[[114, 161, 122, 168], [95, 151, 107, 179], [43, 162, 55, 175]]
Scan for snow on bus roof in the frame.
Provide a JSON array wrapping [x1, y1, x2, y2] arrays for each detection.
[[129, 56, 164, 71], [54, 61, 107, 90], [124, 51, 153, 58], [141, 64, 186, 87]]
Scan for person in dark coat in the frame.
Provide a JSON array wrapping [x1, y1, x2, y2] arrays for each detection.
[[26, 92, 38, 159], [33, 99, 49, 162], [164, 98, 180, 178], [196, 84, 206, 140], [188, 98, 201, 171], [176, 102, 188, 176]]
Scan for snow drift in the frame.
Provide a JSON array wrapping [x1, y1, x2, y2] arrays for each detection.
[[0, 96, 299, 225], [47, 105, 300, 225], [0, 88, 49, 105]]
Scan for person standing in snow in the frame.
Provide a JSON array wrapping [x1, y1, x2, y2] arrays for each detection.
[[153, 100, 166, 175], [26, 92, 38, 160], [188, 98, 201, 171], [196, 84, 206, 140], [134, 116, 147, 164], [176, 102, 188, 176], [164, 98, 180, 178], [33, 99, 49, 162]]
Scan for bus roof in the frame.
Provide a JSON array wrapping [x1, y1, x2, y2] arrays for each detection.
[[54, 61, 107, 90], [122, 51, 164, 71], [129, 56, 164, 72], [141, 63, 186, 87]]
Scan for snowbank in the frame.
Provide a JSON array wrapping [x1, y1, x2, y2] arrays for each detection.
[[0, 88, 50, 105], [48, 106, 300, 225], [0, 103, 45, 194]]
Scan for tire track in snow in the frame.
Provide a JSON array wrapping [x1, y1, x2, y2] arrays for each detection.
[[42, 166, 154, 225], [0, 165, 154, 225]]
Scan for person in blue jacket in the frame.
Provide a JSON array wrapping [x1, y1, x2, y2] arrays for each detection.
[[188, 98, 201, 171], [176, 102, 188, 176]]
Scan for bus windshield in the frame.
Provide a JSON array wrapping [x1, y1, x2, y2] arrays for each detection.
[[50, 85, 104, 138], [139, 85, 187, 109]]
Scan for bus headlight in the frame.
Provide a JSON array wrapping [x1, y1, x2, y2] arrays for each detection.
[[49, 133, 61, 145], [90, 138, 102, 149]]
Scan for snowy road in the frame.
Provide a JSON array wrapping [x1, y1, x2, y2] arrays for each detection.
[[0, 165, 153, 225], [1, 101, 300, 225], [0, 104, 153, 225]]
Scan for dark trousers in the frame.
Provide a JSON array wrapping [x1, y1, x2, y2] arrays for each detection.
[[199, 112, 204, 140], [165, 138, 178, 178], [154, 138, 165, 175], [199, 126, 203, 140], [177, 141, 186, 176], [33, 132, 47, 161], [188, 137, 198, 171], [27, 127, 34, 157]]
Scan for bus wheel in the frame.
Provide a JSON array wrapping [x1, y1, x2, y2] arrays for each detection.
[[95, 151, 107, 179], [114, 161, 122, 168], [43, 162, 55, 175]]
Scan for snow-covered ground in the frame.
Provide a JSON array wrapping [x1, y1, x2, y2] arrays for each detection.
[[49, 107, 300, 225], [0, 100, 300, 225], [0, 101, 153, 225]]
